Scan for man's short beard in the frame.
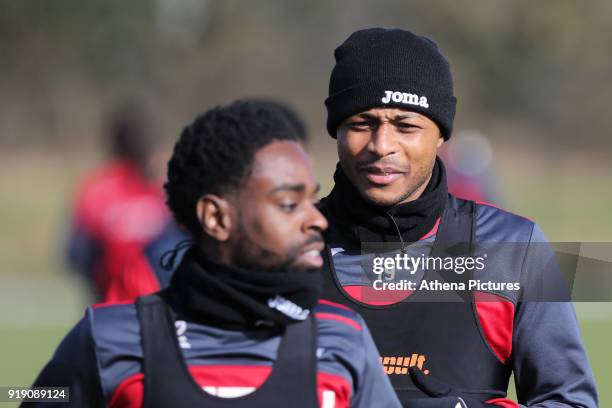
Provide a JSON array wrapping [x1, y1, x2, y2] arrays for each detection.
[[229, 220, 321, 274], [394, 174, 431, 205], [360, 176, 429, 208], [232, 242, 294, 273], [360, 163, 434, 208]]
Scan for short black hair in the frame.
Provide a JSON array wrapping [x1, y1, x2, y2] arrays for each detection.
[[246, 98, 308, 142], [165, 100, 304, 237]]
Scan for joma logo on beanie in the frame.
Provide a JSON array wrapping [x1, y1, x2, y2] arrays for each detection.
[[381, 90, 429, 108]]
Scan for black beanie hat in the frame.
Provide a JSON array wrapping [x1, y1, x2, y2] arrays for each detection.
[[325, 28, 457, 140]]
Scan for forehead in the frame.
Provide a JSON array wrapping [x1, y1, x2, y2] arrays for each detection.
[[249, 140, 314, 187], [351, 107, 427, 120]]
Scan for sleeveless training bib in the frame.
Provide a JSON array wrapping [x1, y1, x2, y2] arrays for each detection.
[[322, 197, 510, 405], [136, 294, 319, 407]]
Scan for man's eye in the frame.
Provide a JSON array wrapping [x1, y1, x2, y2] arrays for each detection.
[[349, 121, 372, 129], [280, 202, 298, 212], [397, 122, 416, 129]]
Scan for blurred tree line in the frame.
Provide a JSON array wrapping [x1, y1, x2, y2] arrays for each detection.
[[1, 0, 611, 148]]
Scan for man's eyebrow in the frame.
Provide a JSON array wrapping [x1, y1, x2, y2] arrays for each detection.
[[270, 183, 306, 194], [355, 113, 377, 120], [393, 113, 419, 120], [269, 182, 320, 195]]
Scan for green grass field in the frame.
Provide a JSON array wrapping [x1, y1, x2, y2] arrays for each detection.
[[0, 146, 611, 406]]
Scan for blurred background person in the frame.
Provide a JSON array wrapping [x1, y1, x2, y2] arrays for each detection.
[[65, 103, 174, 303], [439, 130, 502, 204]]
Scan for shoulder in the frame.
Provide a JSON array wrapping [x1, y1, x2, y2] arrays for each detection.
[[48, 313, 97, 364], [88, 301, 142, 358], [471, 199, 537, 242], [88, 300, 140, 331], [31, 314, 105, 399], [313, 300, 369, 386], [87, 302, 145, 401], [314, 299, 363, 333], [90, 299, 139, 319]]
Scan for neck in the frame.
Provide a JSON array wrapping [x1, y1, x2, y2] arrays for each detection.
[[200, 241, 231, 266], [164, 245, 323, 329]]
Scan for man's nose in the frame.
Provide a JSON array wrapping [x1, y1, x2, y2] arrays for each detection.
[[306, 204, 328, 233], [367, 123, 397, 157]]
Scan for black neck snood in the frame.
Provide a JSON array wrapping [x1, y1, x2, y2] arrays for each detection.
[[163, 245, 323, 330], [325, 156, 448, 246]]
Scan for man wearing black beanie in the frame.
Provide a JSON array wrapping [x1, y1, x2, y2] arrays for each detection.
[[319, 28, 597, 408]]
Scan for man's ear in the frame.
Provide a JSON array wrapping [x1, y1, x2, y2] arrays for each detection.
[[196, 194, 233, 242], [436, 133, 445, 149]]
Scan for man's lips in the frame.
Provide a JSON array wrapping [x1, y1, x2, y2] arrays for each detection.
[[358, 165, 405, 186], [295, 241, 325, 268]]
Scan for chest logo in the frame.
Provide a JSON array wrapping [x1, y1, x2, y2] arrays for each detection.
[[267, 295, 310, 320], [380, 354, 429, 375]]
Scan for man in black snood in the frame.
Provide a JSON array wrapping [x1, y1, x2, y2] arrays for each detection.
[[319, 28, 597, 408], [27, 101, 401, 407]]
